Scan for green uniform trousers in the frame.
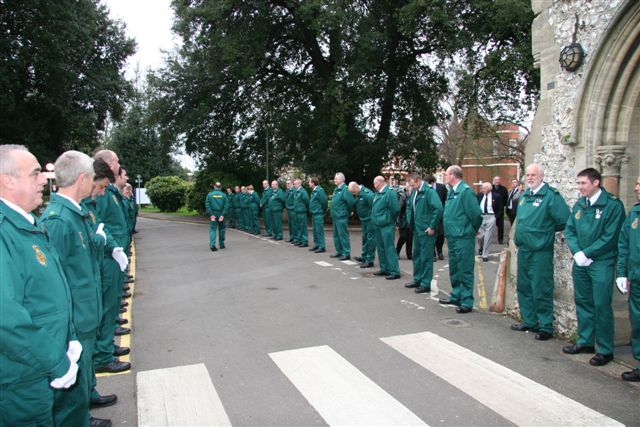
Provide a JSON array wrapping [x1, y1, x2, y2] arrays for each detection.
[[572, 258, 615, 355], [374, 224, 400, 276], [360, 220, 376, 263], [248, 208, 258, 234], [412, 231, 436, 288], [270, 210, 284, 239], [516, 249, 555, 333], [630, 282, 640, 368], [243, 210, 251, 232], [294, 213, 308, 244], [332, 218, 351, 257], [287, 210, 296, 241], [93, 258, 120, 366], [209, 219, 226, 248], [0, 377, 53, 426], [237, 208, 245, 230], [263, 208, 272, 235], [53, 336, 94, 427], [228, 208, 237, 228], [311, 214, 325, 249], [448, 237, 475, 309]]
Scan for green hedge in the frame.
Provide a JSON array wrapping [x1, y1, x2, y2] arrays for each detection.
[[145, 176, 191, 212]]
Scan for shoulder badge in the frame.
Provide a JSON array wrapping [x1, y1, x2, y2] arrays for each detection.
[[575, 210, 581, 220], [633, 218, 638, 230], [33, 245, 47, 266], [48, 210, 56, 216]]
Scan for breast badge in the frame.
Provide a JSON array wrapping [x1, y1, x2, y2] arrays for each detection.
[[633, 217, 638, 230], [33, 245, 47, 266]]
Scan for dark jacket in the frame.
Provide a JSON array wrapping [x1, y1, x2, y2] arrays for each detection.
[[477, 191, 504, 218]]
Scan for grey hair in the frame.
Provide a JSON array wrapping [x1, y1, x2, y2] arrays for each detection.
[[0, 144, 29, 176], [94, 149, 116, 163], [54, 151, 94, 188], [447, 165, 464, 179], [348, 181, 359, 192], [334, 172, 345, 181]]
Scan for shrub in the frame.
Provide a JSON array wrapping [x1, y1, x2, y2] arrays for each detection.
[[145, 176, 191, 212]]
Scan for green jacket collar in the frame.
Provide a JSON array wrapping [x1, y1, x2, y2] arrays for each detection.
[[0, 200, 41, 232]]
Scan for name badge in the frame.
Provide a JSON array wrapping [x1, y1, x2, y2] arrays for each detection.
[[595, 209, 601, 220], [532, 198, 541, 207]]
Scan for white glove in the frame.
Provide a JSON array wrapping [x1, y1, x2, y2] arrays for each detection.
[[66, 340, 82, 363], [95, 223, 106, 243], [112, 247, 129, 272], [50, 356, 79, 389], [573, 251, 590, 267], [616, 277, 628, 295]]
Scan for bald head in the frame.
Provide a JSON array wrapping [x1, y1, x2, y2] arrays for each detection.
[[94, 149, 120, 175], [348, 181, 360, 195], [373, 176, 386, 191]]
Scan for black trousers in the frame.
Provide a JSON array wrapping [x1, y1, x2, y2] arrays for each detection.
[[496, 212, 505, 243], [396, 227, 413, 259], [435, 233, 445, 256]]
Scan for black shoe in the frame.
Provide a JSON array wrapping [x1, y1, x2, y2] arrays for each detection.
[[338, 255, 350, 261], [220, 244, 225, 249], [298, 243, 308, 248], [407, 256, 412, 260], [330, 253, 340, 258], [438, 253, 444, 260], [113, 346, 130, 357], [589, 353, 613, 366], [354, 256, 364, 262], [482, 257, 488, 262], [90, 393, 118, 409], [123, 285, 130, 291], [562, 344, 595, 354], [293, 242, 301, 246], [274, 237, 283, 240], [116, 318, 128, 325], [287, 239, 295, 243], [124, 278, 134, 284], [314, 248, 326, 253], [121, 301, 129, 307], [119, 308, 127, 314], [478, 248, 482, 255], [127, 274, 133, 280], [438, 298, 459, 306], [621, 368, 640, 382], [210, 246, 217, 251], [95, 360, 131, 373], [115, 326, 130, 336], [404, 282, 420, 288], [535, 331, 553, 341], [90, 417, 112, 427], [373, 271, 389, 276], [309, 246, 319, 251], [359, 262, 374, 268], [456, 306, 472, 314], [385, 274, 401, 280], [414, 286, 431, 294], [121, 291, 132, 298], [510, 323, 535, 332]]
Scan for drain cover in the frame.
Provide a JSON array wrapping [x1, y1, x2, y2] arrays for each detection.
[[440, 318, 471, 328]]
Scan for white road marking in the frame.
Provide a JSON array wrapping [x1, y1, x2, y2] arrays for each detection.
[[401, 300, 426, 310], [315, 261, 333, 267], [382, 332, 623, 427], [341, 260, 359, 266], [350, 277, 359, 280], [137, 363, 231, 427], [270, 345, 428, 426]]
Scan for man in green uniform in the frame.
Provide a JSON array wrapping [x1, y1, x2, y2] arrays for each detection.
[[42, 151, 112, 427], [293, 178, 310, 247], [308, 176, 328, 253], [226, 187, 236, 229], [512, 163, 570, 338], [348, 181, 376, 268], [405, 173, 443, 294], [371, 176, 401, 279], [617, 176, 640, 381], [563, 168, 625, 366], [238, 186, 248, 231], [232, 186, 241, 229], [285, 179, 296, 242], [330, 172, 355, 260], [260, 180, 272, 236], [0, 145, 78, 426], [205, 182, 229, 250], [92, 150, 131, 374], [269, 180, 286, 240], [439, 165, 483, 313], [247, 185, 261, 234]]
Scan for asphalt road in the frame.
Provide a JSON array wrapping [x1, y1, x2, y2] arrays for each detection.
[[93, 216, 639, 426]]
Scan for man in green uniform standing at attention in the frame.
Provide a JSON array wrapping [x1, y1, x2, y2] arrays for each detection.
[[348, 181, 376, 268], [226, 187, 236, 229], [285, 179, 296, 242], [42, 151, 112, 427], [206, 182, 229, 250], [232, 186, 241, 229], [564, 168, 625, 365], [511, 163, 570, 338], [260, 180, 272, 236], [308, 176, 328, 253], [616, 175, 640, 382], [439, 165, 483, 313], [371, 175, 401, 279], [269, 180, 286, 240], [0, 145, 79, 426], [238, 186, 249, 231], [247, 185, 261, 234], [405, 173, 443, 294], [330, 172, 355, 260], [293, 178, 310, 247]]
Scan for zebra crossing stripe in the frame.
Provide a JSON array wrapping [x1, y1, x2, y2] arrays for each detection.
[[381, 332, 623, 427], [137, 363, 232, 427], [270, 345, 428, 426]]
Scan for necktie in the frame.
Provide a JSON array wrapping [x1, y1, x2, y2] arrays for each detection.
[[586, 198, 591, 207], [483, 196, 488, 214]]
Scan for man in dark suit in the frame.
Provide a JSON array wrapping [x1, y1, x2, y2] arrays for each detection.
[[492, 176, 509, 244], [427, 175, 447, 260], [477, 182, 504, 261], [506, 179, 520, 224]]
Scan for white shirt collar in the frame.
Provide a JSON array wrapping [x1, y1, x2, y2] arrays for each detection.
[[588, 189, 602, 205], [380, 184, 388, 192], [530, 182, 546, 195], [56, 193, 82, 212], [0, 197, 35, 224], [452, 181, 461, 191]]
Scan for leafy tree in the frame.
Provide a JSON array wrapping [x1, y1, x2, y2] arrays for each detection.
[[0, 0, 135, 163], [145, 175, 191, 212], [186, 169, 242, 214]]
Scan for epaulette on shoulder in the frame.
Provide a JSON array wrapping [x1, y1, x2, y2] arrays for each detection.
[[549, 186, 560, 194]]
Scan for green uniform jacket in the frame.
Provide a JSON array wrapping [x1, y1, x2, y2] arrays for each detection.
[[247, 191, 260, 211], [238, 192, 248, 209], [514, 182, 570, 251], [309, 186, 328, 215], [372, 185, 400, 227], [618, 203, 640, 282], [81, 197, 111, 263], [285, 188, 295, 211], [122, 197, 134, 233], [443, 180, 483, 239], [294, 187, 310, 214], [230, 192, 239, 208], [0, 201, 74, 385], [331, 183, 356, 220], [260, 188, 272, 209], [565, 189, 626, 260], [95, 184, 129, 246], [41, 194, 103, 338], [269, 188, 286, 211], [205, 189, 229, 216], [355, 186, 374, 221], [407, 182, 443, 231]]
